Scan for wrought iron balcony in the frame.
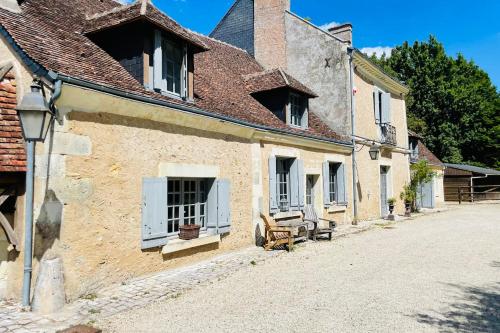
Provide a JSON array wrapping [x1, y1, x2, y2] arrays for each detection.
[[380, 123, 397, 146]]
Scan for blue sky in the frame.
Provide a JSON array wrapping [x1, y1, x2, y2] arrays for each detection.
[[143, 0, 500, 89]]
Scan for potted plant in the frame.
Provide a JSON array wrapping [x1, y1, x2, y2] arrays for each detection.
[[387, 197, 396, 215], [400, 185, 416, 217], [179, 224, 201, 240]]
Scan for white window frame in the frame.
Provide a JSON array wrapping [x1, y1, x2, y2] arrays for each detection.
[[329, 163, 340, 203], [276, 158, 292, 212], [167, 178, 207, 237], [154, 30, 188, 99]]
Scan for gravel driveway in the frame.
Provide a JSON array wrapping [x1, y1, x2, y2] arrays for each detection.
[[99, 204, 500, 333]]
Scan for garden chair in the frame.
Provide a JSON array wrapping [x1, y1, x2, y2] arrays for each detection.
[[302, 205, 336, 241], [260, 213, 293, 251]]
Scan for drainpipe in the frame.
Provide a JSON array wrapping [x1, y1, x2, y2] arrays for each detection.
[[348, 47, 358, 224], [21, 79, 62, 307]]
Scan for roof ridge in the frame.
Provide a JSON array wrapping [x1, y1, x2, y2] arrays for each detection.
[[86, 2, 136, 20], [278, 68, 289, 85], [191, 31, 250, 54]]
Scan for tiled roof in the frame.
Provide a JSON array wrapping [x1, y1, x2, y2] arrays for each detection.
[[0, 71, 26, 172], [243, 69, 318, 98], [194, 36, 347, 142], [408, 129, 423, 139], [84, 0, 208, 50], [417, 141, 443, 166], [0, 0, 348, 144]]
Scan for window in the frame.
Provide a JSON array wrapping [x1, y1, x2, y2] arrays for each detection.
[[167, 179, 207, 236], [163, 39, 183, 95], [290, 93, 306, 127], [276, 158, 292, 212], [306, 175, 316, 205], [154, 30, 188, 98], [329, 163, 340, 203]]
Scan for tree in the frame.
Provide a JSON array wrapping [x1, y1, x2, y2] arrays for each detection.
[[369, 36, 500, 169]]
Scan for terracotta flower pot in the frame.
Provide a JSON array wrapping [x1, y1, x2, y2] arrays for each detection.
[[179, 224, 201, 240]]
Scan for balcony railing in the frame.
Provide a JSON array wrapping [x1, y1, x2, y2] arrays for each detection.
[[380, 123, 397, 146]]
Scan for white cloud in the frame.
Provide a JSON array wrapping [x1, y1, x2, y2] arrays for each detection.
[[319, 21, 340, 31], [360, 46, 393, 58]]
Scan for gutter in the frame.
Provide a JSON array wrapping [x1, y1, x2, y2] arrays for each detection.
[[54, 73, 353, 148], [348, 47, 358, 224]]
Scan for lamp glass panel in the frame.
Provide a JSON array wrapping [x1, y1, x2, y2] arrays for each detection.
[[18, 110, 49, 141]]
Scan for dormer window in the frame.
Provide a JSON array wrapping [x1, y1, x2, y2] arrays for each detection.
[[153, 30, 188, 99], [289, 92, 307, 128]]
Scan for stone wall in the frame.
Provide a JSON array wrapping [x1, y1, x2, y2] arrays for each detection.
[[28, 111, 254, 300], [353, 67, 410, 220], [284, 13, 352, 136]]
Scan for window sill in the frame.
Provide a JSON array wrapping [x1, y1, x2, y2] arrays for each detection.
[[161, 234, 220, 255], [273, 211, 302, 220], [327, 204, 347, 213]]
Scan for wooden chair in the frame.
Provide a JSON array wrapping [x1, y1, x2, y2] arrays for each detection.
[[260, 213, 293, 251], [302, 205, 336, 241]]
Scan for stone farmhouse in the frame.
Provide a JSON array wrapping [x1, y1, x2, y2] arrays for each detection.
[[0, 0, 420, 302]]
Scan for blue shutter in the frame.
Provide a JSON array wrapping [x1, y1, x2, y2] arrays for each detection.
[[141, 178, 168, 249], [323, 161, 331, 208], [206, 179, 218, 235], [337, 163, 347, 205], [269, 156, 278, 214], [153, 30, 163, 92], [217, 179, 231, 234], [181, 44, 188, 99], [289, 159, 299, 211], [298, 160, 305, 209], [373, 88, 381, 124], [382, 92, 391, 123], [301, 102, 309, 129]]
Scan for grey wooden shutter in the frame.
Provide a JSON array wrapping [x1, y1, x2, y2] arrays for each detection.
[[337, 163, 347, 205], [269, 156, 278, 214], [373, 88, 381, 124], [285, 102, 291, 126], [181, 44, 188, 99], [153, 30, 163, 92], [206, 178, 218, 235], [217, 179, 231, 234], [323, 161, 331, 208], [382, 92, 391, 123], [298, 160, 305, 209], [301, 102, 309, 129], [289, 159, 299, 211], [141, 178, 168, 249]]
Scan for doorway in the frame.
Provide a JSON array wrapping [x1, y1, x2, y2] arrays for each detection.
[[380, 166, 390, 217]]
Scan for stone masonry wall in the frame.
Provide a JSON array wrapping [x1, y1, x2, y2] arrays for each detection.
[[32, 111, 254, 301], [284, 13, 352, 136]]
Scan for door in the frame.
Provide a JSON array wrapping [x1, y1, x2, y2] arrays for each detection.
[[306, 175, 317, 206], [380, 166, 389, 217], [418, 178, 435, 208]]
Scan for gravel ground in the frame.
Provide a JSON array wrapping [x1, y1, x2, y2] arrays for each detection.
[[99, 204, 500, 333]]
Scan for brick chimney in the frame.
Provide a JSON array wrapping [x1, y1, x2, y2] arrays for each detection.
[[254, 0, 290, 69], [328, 23, 353, 45], [0, 0, 21, 13]]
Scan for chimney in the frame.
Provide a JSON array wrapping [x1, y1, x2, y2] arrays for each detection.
[[0, 0, 21, 13], [329, 23, 353, 45], [254, 0, 290, 69]]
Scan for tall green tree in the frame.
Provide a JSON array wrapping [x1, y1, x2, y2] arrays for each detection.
[[369, 36, 500, 169]]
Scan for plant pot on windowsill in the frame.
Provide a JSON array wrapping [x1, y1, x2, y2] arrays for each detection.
[[179, 224, 201, 240]]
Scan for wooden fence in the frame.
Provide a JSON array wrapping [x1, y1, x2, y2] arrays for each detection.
[[446, 185, 500, 203]]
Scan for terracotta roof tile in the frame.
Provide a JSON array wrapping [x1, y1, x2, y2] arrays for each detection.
[[417, 141, 443, 166], [243, 69, 318, 98], [84, 1, 208, 50], [0, 0, 348, 144]]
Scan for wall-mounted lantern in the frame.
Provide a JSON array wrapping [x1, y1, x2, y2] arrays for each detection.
[[369, 144, 380, 161]]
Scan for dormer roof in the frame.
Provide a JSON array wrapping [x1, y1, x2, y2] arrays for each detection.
[[243, 69, 318, 98], [84, 0, 209, 51]]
